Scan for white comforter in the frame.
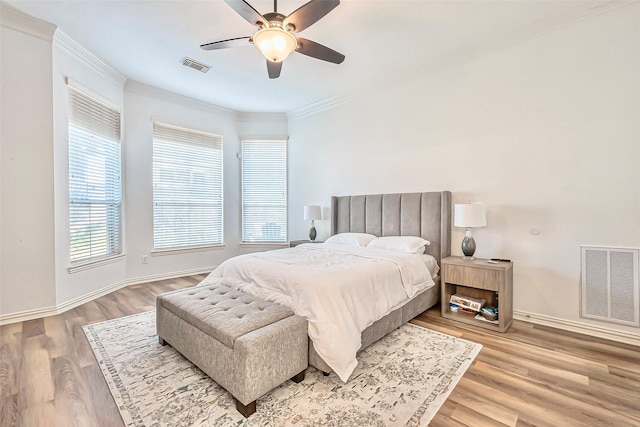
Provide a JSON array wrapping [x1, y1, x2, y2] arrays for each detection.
[[200, 243, 436, 382]]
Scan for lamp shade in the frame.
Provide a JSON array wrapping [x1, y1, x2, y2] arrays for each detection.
[[454, 203, 487, 228], [303, 205, 322, 221], [253, 27, 297, 62]]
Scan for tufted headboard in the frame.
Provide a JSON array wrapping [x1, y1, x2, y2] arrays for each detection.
[[331, 191, 452, 266]]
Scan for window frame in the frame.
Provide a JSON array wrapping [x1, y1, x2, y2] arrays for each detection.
[[67, 84, 123, 271], [240, 138, 288, 244], [152, 122, 224, 253]]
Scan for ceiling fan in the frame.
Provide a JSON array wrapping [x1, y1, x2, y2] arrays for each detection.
[[201, 0, 345, 79]]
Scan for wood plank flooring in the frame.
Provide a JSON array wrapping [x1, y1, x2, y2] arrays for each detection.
[[412, 310, 640, 427], [1, 275, 639, 426]]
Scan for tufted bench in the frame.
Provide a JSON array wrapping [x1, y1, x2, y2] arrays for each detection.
[[156, 283, 308, 417]]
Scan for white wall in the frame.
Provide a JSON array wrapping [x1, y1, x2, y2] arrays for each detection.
[[2, 2, 637, 342], [288, 4, 640, 336], [0, 5, 289, 320], [52, 32, 128, 306], [123, 82, 289, 282], [0, 10, 57, 315]]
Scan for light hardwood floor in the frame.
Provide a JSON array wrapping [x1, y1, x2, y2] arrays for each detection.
[[1, 275, 639, 426]]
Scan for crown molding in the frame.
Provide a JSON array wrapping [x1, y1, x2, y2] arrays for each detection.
[[0, 3, 56, 41], [394, 1, 636, 101], [125, 80, 237, 116], [237, 112, 287, 123], [288, 0, 632, 121], [288, 93, 354, 121], [53, 30, 127, 88], [435, 0, 633, 71]]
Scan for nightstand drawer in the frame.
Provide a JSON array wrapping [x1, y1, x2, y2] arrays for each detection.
[[444, 264, 501, 291]]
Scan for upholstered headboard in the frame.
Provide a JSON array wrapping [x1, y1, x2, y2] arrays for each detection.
[[331, 191, 452, 265]]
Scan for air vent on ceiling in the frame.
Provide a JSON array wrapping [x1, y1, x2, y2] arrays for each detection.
[[181, 57, 210, 73]]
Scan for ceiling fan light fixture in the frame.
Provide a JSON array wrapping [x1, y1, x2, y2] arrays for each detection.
[[201, 0, 344, 78], [253, 27, 297, 62]]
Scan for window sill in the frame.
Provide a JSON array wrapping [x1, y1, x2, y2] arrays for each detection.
[[68, 253, 125, 274], [240, 242, 289, 248], [151, 244, 225, 257]]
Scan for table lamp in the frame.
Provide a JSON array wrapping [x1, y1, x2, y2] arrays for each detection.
[[454, 202, 487, 260], [303, 205, 322, 241]]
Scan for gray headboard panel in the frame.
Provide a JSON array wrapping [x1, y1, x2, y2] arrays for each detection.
[[331, 191, 452, 265]]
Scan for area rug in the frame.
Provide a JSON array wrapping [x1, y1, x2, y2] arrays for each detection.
[[83, 311, 481, 426]]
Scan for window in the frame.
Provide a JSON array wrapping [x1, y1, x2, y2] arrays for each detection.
[[241, 139, 287, 243], [68, 87, 122, 265], [153, 123, 223, 250]]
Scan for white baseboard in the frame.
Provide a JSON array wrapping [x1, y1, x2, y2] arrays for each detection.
[[6, 275, 638, 349], [123, 267, 214, 288], [0, 305, 59, 326], [514, 310, 640, 347], [0, 267, 214, 326]]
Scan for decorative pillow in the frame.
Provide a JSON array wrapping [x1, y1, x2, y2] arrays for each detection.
[[325, 232, 378, 247], [367, 236, 430, 253]]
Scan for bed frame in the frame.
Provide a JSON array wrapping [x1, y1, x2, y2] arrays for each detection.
[[308, 191, 452, 374]]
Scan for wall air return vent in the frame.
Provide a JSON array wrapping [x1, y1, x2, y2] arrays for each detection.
[[180, 57, 210, 73], [581, 246, 639, 327]]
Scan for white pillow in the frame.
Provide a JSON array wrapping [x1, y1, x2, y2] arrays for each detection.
[[422, 254, 440, 278], [367, 236, 430, 254], [325, 232, 378, 247]]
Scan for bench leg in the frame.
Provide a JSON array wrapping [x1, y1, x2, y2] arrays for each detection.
[[236, 399, 256, 417], [291, 370, 305, 383]]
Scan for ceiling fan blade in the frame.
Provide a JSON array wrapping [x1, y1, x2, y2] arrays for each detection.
[[284, 0, 339, 33], [224, 0, 266, 27], [267, 60, 282, 79], [200, 36, 251, 51], [296, 38, 345, 64]]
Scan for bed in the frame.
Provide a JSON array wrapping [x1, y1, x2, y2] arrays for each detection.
[[201, 191, 452, 382]]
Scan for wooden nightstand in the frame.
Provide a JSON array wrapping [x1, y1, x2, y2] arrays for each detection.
[[440, 256, 513, 332], [289, 240, 323, 247]]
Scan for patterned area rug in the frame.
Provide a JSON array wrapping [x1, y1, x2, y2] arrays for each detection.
[[83, 311, 481, 426]]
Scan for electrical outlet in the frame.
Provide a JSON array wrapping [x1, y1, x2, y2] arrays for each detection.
[[141, 255, 148, 264]]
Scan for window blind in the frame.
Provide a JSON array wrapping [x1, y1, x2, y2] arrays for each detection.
[[153, 123, 223, 250], [68, 87, 122, 264], [241, 139, 287, 243]]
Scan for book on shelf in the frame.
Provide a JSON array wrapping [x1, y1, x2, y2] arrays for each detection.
[[450, 294, 486, 312]]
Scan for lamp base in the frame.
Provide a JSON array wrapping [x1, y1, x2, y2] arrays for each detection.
[[461, 230, 476, 260], [309, 225, 317, 241]]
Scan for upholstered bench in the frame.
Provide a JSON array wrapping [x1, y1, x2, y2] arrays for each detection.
[[156, 283, 308, 417]]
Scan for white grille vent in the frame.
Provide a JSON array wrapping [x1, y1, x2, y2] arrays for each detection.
[[581, 246, 639, 327], [180, 57, 210, 73]]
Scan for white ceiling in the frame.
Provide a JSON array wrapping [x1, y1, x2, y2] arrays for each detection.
[[4, 0, 617, 113]]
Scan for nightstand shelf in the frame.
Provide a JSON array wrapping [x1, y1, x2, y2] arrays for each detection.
[[440, 256, 513, 332], [289, 240, 323, 247]]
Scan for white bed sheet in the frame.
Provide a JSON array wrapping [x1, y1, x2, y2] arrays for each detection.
[[200, 243, 437, 382]]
